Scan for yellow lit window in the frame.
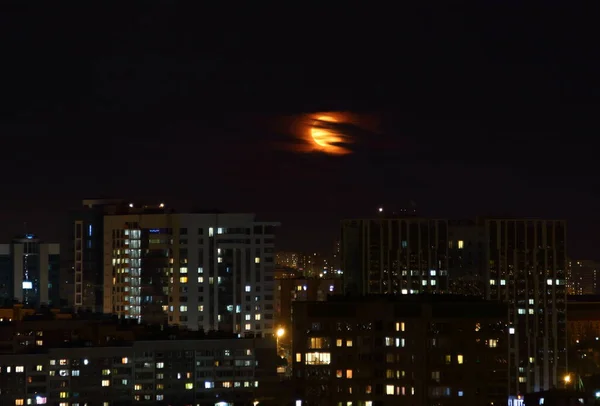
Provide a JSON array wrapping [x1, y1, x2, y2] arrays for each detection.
[[59, 392, 68, 398], [254, 257, 260, 264], [488, 339, 498, 348], [346, 339, 353, 347], [185, 383, 194, 390], [445, 355, 451, 364], [395, 322, 405, 332], [254, 314, 261, 320], [386, 385, 394, 395], [198, 276, 204, 283], [458, 240, 464, 249], [457, 354, 464, 364], [308, 337, 329, 349], [198, 305, 204, 311], [336, 370, 343, 378], [36, 340, 43, 346], [36, 365, 43, 371], [59, 359, 68, 366], [15, 400, 24, 406], [134, 384, 142, 390], [102, 380, 110, 386], [179, 276, 188, 283], [122, 357, 128, 364], [180, 267, 188, 274], [336, 338, 343, 347], [295, 353, 302, 362], [102, 369, 110, 375], [346, 369, 353, 379], [304, 352, 331, 365]]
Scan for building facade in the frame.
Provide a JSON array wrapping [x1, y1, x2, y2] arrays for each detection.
[[0, 336, 278, 406], [484, 218, 568, 395], [340, 217, 450, 295], [292, 295, 508, 406], [103, 212, 279, 336], [567, 260, 600, 295], [0, 235, 60, 307]]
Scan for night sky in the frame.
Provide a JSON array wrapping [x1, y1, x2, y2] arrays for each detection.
[[1, 4, 599, 258]]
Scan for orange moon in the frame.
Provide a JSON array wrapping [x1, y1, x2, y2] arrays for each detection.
[[310, 115, 343, 149]]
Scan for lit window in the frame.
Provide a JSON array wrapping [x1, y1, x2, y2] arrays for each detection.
[[519, 377, 527, 383], [102, 380, 110, 387], [245, 324, 251, 331], [156, 362, 164, 369], [122, 357, 128, 364], [386, 385, 394, 395], [102, 369, 110, 375], [346, 339, 353, 347], [198, 276, 204, 283], [255, 314, 261, 320], [134, 384, 142, 390], [245, 285, 251, 292], [529, 299, 534, 305], [458, 240, 464, 249], [457, 354, 464, 364], [518, 308, 526, 315], [304, 352, 331, 365], [547, 279, 553, 285], [346, 369, 353, 379], [445, 355, 451, 364], [255, 257, 261, 264], [36, 340, 43, 346], [15, 366, 24, 373], [59, 359, 68, 366], [36, 365, 43, 371], [529, 309, 534, 314], [180, 267, 188, 274], [500, 279, 506, 285], [179, 276, 188, 283], [185, 383, 193, 390], [458, 391, 464, 397], [509, 327, 515, 335], [15, 400, 24, 406], [488, 339, 498, 348], [198, 305, 204, 311], [336, 370, 343, 378], [430, 270, 436, 276], [489, 279, 496, 285], [59, 392, 68, 399], [295, 353, 302, 362], [396, 322, 405, 332], [336, 338, 343, 347], [205, 381, 214, 389], [180, 305, 188, 312]]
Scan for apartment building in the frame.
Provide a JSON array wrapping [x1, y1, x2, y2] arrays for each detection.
[[103, 211, 279, 336], [0, 336, 278, 406], [292, 295, 508, 406]]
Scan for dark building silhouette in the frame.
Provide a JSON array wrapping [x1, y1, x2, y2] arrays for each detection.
[[292, 294, 508, 406], [0, 235, 60, 307]]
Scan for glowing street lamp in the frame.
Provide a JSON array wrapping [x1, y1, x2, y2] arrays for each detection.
[[564, 374, 572, 388], [276, 328, 285, 338]]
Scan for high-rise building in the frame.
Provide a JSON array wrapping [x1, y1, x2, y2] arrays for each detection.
[[567, 260, 600, 295], [448, 219, 485, 297], [484, 218, 567, 395], [0, 235, 60, 307], [340, 216, 449, 295], [70, 199, 129, 312], [103, 212, 279, 336]]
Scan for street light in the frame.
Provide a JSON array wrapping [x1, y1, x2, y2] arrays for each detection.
[[276, 328, 285, 338], [564, 374, 571, 388]]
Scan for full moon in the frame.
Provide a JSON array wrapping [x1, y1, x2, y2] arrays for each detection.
[[311, 115, 342, 149]]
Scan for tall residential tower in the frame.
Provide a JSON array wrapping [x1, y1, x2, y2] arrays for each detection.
[[103, 212, 279, 336], [341, 215, 449, 295]]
